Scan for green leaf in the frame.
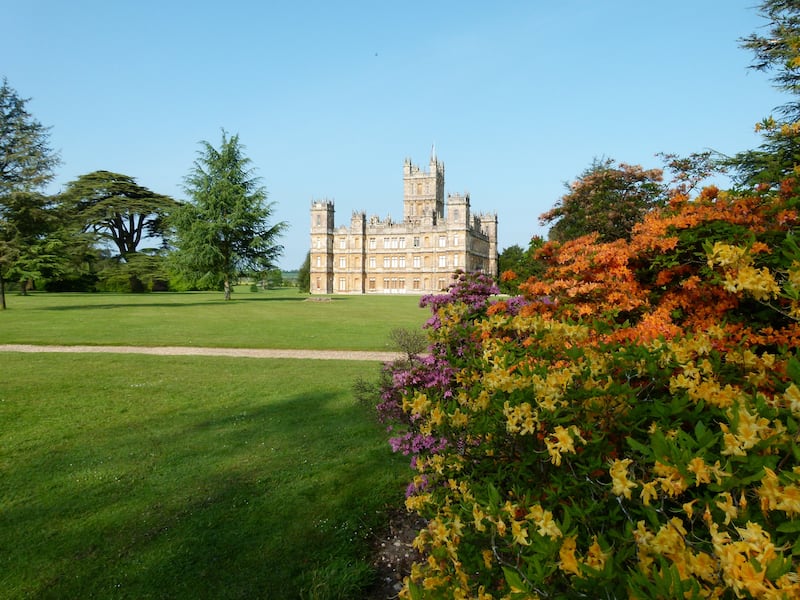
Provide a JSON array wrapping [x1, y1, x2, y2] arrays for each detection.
[[487, 482, 501, 508], [502, 566, 527, 594], [777, 520, 800, 533], [788, 357, 800, 384], [408, 580, 424, 600]]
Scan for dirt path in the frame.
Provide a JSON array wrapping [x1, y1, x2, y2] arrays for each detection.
[[0, 344, 403, 362]]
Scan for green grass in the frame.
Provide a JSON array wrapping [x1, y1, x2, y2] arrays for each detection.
[[0, 288, 428, 350], [1, 352, 407, 599]]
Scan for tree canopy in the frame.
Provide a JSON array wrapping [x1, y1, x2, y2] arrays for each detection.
[[0, 78, 61, 308], [539, 158, 667, 243], [171, 130, 286, 300], [59, 170, 177, 259]]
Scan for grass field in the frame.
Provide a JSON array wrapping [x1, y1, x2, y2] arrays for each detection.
[[0, 290, 428, 598], [0, 288, 429, 350]]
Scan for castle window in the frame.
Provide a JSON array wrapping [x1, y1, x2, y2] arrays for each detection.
[[316, 256, 321, 267], [316, 215, 321, 226], [413, 256, 421, 268], [453, 255, 459, 267], [438, 236, 446, 248], [398, 279, 405, 290], [453, 209, 459, 221], [399, 257, 406, 268], [413, 279, 420, 290], [438, 278, 447, 290], [339, 278, 346, 291], [383, 237, 390, 248], [383, 257, 390, 268], [399, 237, 406, 249], [438, 255, 447, 268], [339, 238, 346, 249], [315, 277, 321, 289], [416, 183, 422, 195], [369, 238, 376, 249], [391, 256, 398, 268], [339, 257, 346, 268], [413, 237, 420, 248], [369, 279, 376, 290], [453, 235, 459, 246], [369, 257, 376, 268]]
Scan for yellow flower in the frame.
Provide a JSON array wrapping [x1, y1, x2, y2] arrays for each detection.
[[784, 383, 800, 416], [558, 536, 582, 577], [472, 503, 488, 532], [482, 549, 493, 569], [585, 536, 608, 571], [687, 456, 711, 486], [715, 491, 738, 525], [640, 481, 658, 506], [511, 519, 530, 546], [405, 392, 430, 417], [610, 458, 637, 499]]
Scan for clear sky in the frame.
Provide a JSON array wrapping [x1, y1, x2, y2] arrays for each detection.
[[3, 1, 787, 270]]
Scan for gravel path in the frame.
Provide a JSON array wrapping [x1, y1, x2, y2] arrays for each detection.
[[0, 344, 403, 362]]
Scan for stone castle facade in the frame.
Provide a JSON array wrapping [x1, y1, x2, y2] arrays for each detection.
[[309, 152, 497, 294]]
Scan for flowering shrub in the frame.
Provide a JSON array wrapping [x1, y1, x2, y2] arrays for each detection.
[[379, 182, 800, 598]]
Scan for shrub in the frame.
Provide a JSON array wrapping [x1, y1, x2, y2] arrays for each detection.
[[379, 182, 800, 598]]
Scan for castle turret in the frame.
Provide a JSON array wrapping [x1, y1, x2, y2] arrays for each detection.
[[310, 200, 335, 294]]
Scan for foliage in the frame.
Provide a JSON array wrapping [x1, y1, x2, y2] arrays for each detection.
[[740, 0, 800, 121], [376, 176, 800, 597], [540, 158, 667, 243], [727, 1, 800, 187], [498, 237, 547, 295], [0, 78, 61, 307], [58, 170, 177, 258], [298, 250, 311, 293], [170, 130, 287, 300]]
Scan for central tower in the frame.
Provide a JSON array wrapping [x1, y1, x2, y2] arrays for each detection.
[[403, 147, 444, 226]]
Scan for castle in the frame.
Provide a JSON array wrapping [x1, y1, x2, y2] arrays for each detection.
[[309, 151, 497, 294]]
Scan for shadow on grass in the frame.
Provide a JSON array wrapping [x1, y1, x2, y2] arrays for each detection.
[[38, 296, 310, 311], [1, 388, 406, 600]]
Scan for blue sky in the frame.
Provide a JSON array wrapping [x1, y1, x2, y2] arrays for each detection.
[[3, 1, 787, 270]]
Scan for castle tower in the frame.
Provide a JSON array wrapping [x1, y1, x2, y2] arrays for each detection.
[[310, 200, 335, 294], [403, 148, 444, 225], [479, 212, 499, 278]]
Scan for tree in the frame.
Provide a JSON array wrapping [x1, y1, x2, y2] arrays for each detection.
[[540, 158, 667, 243], [727, 1, 800, 186], [57, 170, 177, 292], [0, 78, 61, 309], [497, 237, 547, 294], [297, 251, 310, 293], [741, 0, 800, 120], [59, 170, 177, 259], [171, 131, 286, 300]]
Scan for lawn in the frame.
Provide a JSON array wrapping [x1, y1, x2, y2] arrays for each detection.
[[0, 288, 429, 350], [0, 291, 425, 598]]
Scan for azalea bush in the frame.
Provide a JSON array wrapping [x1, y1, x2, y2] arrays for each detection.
[[378, 179, 800, 598]]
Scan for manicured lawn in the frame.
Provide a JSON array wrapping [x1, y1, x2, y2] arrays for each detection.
[[0, 353, 406, 599], [0, 288, 428, 350]]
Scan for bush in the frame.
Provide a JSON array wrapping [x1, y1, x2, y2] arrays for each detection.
[[377, 181, 800, 598]]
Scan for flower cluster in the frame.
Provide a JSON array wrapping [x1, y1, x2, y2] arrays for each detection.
[[376, 178, 800, 599]]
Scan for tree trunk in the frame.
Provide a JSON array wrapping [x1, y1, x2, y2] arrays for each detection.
[[0, 274, 6, 310], [223, 275, 231, 301]]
